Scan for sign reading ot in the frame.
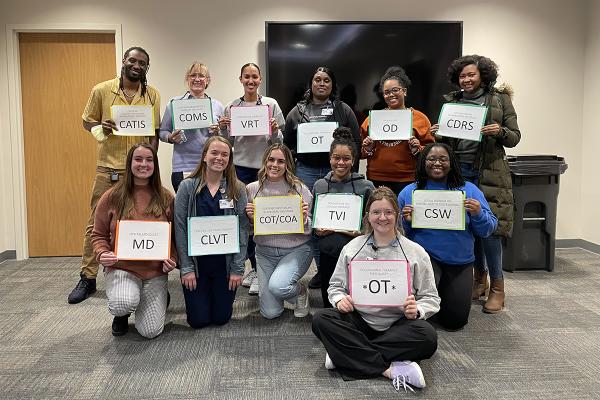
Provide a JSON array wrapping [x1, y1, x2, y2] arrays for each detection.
[[171, 98, 214, 130], [411, 190, 465, 230], [437, 103, 487, 142], [349, 260, 411, 307], [368, 109, 412, 141], [188, 215, 240, 256], [111, 105, 154, 136], [115, 220, 171, 260], [230, 105, 271, 136], [253, 195, 304, 235], [313, 193, 363, 231], [297, 122, 338, 153]]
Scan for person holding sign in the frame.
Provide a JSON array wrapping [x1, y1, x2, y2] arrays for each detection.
[[361, 66, 434, 196], [283, 66, 361, 290], [246, 144, 313, 319], [312, 187, 439, 391], [398, 143, 497, 330], [174, 136, 250, 329], [218, 63, 285, 295], [91, 143, 176, 338], [159, 62, 224, 192], [313, 127, 374, 307], [69, 46, 161, 305], [431, 55, 521, 313]]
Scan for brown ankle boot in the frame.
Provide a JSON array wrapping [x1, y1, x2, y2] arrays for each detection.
[[483, 278, 505, 313], [472, 269, 489, 300]]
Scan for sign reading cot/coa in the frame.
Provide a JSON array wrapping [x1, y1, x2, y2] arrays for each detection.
[[437, 103, 488, 142], [230, 105, 271, 136], [188, 215, 239, 256], [254, 195, 304, 236], [111, 105, 154, 136], [313, 193, 363, 231], [297, 121, 338, 153], [411, 190, 466, 230], [172, 98, 214, 130], [368, 109, 413, 141], [115, 220, 171, 261], [349, 259, 411, 307]]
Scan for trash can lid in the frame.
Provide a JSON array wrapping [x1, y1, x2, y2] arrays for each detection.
[[506, 155, 568, 176]]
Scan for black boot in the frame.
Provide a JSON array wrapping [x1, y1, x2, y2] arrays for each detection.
[[67, 274, 97, 304], [112, 315, 130, 336]]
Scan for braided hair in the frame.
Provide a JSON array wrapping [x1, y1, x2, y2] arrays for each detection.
[[415, 143, 465, 189], [120, 46, 150, 97]]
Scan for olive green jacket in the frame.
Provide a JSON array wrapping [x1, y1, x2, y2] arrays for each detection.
[[441, 86, 521, 237]]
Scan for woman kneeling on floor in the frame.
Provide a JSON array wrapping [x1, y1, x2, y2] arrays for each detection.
[[312, 187, 439, 391], [92, 143, 177, 338]]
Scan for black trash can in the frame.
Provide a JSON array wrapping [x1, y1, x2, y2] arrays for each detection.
[[503, 155, 568, 272]]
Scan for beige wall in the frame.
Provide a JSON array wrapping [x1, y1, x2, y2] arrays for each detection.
[[0, 0, 592, 256]]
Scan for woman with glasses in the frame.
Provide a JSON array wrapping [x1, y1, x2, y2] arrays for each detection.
[[312, 187, 439, 391], [361, 66, 434, 196], [245, 144, 313, 319], [313, 127, 374, 308], [431, 55, 520, 314], [159, 62, 224, 192], [398, 143, 497, 330]]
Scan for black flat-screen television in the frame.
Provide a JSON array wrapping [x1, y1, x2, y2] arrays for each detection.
[[265, 21, 462, 123]]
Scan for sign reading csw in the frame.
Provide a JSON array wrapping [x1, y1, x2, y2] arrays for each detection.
[[172, 98, 214, 130], [115, 220, 171, 260], [188, 215, 239, 256], [297, 121, 338, 153], [313, 193, 363, 231], [411, 190, 466, 230], [111, 105, 154, 136], [230, 105, 271, 136], [349, 260, 411, 307], [437, 103, 488, 142], [254, 195, 304, 235], [368, 109, 413, 140]]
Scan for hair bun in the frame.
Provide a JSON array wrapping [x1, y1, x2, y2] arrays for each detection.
[[332, 126, 353, 140]]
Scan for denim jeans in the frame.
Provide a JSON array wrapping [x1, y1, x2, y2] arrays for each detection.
[[460, 162, 504, 279], [255, 242, 313, 319]]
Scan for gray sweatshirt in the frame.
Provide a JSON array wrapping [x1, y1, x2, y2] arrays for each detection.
[[328, 234, 440, 331]]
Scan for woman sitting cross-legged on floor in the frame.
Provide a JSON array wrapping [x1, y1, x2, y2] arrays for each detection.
[[311, 187, 440, 391]]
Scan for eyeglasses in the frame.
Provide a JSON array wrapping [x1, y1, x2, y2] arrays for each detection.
[[189, 73, 207, 80], [426, 157, 450, 164], [382, 87, 405, 97], [369, 209, 396, 217]]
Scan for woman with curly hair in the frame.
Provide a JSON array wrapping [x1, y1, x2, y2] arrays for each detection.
[[431, 55, 521, 313]]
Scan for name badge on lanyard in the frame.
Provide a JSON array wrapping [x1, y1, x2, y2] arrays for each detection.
[[321, 108, 333, 116], [219, 199, 234, 209]]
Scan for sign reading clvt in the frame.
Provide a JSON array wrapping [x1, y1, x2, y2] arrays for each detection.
[[115, 220, 171, 260], [313, 193, 363, 231], [111, 105, 154, 136], [411, 190, 465, 230], [172, 98, 214, 130], [349, 260, 411, 307], [230, 105, 271, 136], [188, 215, 240, 256]]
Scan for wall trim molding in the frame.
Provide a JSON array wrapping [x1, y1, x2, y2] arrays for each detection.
[[556, 239, 600, 255], [5, 23, 122, 259], [0, 250, 17, 263]]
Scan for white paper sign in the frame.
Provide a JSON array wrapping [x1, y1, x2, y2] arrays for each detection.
[[172, 98, 214, 130], [313, 193, 363, 231], [368, 109, 412, 140], [411, 190, 465, 230], [349, 260, 411, 307], [254, 195, 304, 235], [111, 105, 154, 136], [115, 220, 171, 260], [437, 103, 487, 141], [188, 215, 240, 256], [230, 105, 271, 136], [297, 122, 338, 153]]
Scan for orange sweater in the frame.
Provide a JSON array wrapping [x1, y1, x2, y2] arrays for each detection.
[[360, 108, 434, 183], [92, 184, 176, 280]]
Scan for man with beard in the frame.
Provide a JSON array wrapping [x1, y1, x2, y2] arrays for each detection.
[[68, 46, 161, 304]]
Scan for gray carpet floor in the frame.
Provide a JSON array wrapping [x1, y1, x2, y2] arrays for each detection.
[[1, 247, 599, 399]]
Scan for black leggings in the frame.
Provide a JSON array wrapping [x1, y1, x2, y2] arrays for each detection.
[[430, 259, 473, 330]]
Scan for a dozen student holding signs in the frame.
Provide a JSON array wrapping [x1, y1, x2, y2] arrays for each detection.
[[94, 54, 519, 391]]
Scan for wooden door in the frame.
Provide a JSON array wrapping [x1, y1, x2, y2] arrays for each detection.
[[20, 33, 115, 256]]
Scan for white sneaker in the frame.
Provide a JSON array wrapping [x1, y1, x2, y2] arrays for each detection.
[[284, 300, 296, 310], [294, 283, 309, 317], [248, 274, 259, 295], [324, 353, 335, 370], [242, 270, 256, 288], [390, 361, 426, 392]]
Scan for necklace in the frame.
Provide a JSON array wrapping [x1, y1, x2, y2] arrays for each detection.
[[122, 88, 136, 99]]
